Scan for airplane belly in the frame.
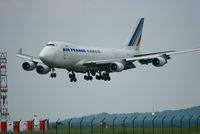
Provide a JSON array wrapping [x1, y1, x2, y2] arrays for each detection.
[[54, 57, 77, 69], [51, 51, 76, 68]]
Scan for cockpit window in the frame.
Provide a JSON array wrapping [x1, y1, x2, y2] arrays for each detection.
[[46, 44, 55, 46]]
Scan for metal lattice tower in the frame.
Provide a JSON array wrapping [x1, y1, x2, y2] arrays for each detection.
[[0, 52, 9, 121]]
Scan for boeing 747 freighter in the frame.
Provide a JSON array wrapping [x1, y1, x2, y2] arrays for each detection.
[[17, 18, 200, 82]]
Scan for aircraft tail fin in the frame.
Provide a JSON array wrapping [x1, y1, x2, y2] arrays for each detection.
[[127, 18, 144, 51]]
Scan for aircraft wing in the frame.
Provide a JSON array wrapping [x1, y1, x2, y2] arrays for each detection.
[[83, 48, 200, 66], [126, 48, 200, 62], [16, 48, 42, 63]]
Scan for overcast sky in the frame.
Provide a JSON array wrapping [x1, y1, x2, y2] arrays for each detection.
[[1, 0, 200, 121]]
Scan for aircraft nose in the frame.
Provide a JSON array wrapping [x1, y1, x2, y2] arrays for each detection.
[[39, 50, 47, 62], [39, 48, 54, 65]]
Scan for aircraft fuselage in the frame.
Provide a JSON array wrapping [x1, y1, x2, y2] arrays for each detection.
[[39, 43, 137, 73]]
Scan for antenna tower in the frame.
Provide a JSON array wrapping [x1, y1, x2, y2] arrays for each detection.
[[0, 52, 9, 120]]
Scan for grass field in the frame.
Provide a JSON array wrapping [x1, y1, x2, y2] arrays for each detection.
[[4, 125, 200, 134]]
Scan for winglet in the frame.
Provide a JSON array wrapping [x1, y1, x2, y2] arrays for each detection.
[[18, 48, 22, 54], [16, 48, 42, 63]]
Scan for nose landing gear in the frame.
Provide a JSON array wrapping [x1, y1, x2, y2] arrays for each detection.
[[50, 68, 56, 78], [50, 73, 56, 78]]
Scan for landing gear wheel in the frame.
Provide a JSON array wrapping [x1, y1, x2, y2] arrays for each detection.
[[69, 73, 73, 78], [69, 72, 77, 82], [107, 76, 111, 81], [84, 75, 87, 80], [96, 72, 102, 80], [96, 72, 111, 81], [70, 77, 77, 82], [84, 72, 93, 81], [50, 68, 56, 78], [50, 73, 53, 78], [50, 73, 56, 78], [96, 75, 100, 80]]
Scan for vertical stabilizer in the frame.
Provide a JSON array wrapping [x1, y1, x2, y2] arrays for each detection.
[[127, 18, 144, 51]]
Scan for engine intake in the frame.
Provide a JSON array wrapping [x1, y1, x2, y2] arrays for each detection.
[[109, 62, 124, 72], [152, 57, 167, 67], [22, 61, 36, 71], [36, 65, 50, 74]]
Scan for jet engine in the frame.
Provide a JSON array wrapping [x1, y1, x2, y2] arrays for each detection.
[[22, 61, 37, 71], [152, 57, 167, 67], [109, 62, 124, 72], [36, 65, 50, 74]]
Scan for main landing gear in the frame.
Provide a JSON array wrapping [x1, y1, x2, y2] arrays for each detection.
[[84, 72, 93, 81], [50, 68, 56, 78], [69, 72, 77, 82], [96, 72, 111, 81], [68, 71, 111, 82]]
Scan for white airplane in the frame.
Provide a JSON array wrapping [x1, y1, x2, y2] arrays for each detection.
[[17, 18, 200, 82]]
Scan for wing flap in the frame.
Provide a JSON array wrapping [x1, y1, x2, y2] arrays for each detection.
[[83, 59, 123, 66]]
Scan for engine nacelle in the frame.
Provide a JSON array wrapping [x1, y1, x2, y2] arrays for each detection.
[[109, 62, 124, 72], [152, 57, 167, 67], [36, 65, 50, 74], [22, 61, 37, 71]]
